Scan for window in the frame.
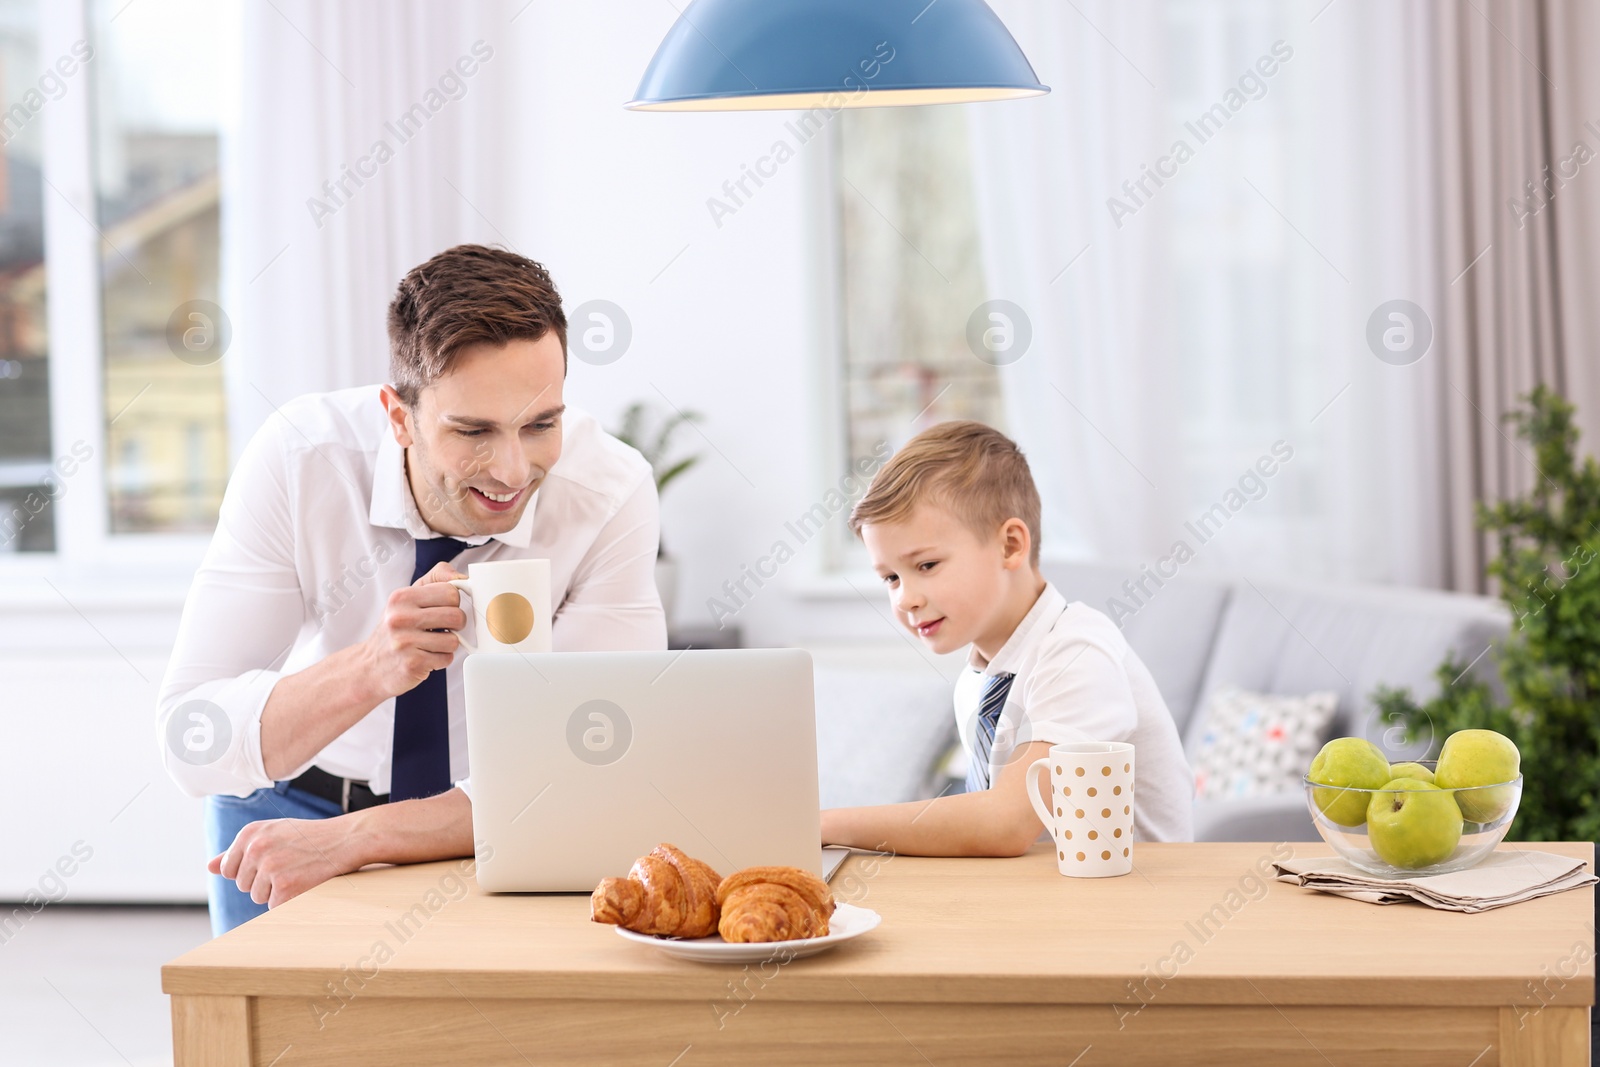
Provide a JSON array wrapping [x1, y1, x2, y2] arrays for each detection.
[[0, 0, 52, 553], [0, 0, 224, 559], [91, 0, 225, 535], [829, 103, 1003, 569]]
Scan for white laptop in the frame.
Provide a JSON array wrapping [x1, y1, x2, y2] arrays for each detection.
[[464, 648, 843, 892]]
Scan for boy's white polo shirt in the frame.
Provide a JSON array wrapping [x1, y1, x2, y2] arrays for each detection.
[[954, 581, 1194, 842]]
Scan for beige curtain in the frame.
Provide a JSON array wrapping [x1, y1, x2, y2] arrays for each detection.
[[1431, 0, 1600, 592]]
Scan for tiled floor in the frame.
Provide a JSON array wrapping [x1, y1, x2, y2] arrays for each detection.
[[0, 905, 211, 1067]]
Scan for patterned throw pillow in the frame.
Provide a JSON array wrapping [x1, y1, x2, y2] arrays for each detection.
[[1190, 687, 1339, 800]]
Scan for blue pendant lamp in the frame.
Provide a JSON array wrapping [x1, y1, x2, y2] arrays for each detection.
[[627, 0, 1048, 111]]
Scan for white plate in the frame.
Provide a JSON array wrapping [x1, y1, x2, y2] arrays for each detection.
[[614, 902, 882, 963]]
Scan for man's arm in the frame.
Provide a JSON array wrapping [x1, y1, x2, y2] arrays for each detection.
[[206, 563, 482, 905], [820, 740, 1054, 857], [157, 412, 311, 796], [216, 463, 669, 908], [257, 563, 469, 780], [157, 405, 481, 791], [210, 787, 473, 908]]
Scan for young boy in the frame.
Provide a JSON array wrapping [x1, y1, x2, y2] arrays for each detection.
[[820, 421, 1193, 856]]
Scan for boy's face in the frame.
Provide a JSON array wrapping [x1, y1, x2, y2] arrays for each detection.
[[863, 501, 1021, 656], [382, 333, 566, 539]]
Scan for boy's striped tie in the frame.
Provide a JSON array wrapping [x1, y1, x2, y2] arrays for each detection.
[[965, 672, 1017, 793]]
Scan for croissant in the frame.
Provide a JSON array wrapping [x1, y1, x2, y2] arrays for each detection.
[[590, 844, 723, 938], [716, 866, 836, 943]]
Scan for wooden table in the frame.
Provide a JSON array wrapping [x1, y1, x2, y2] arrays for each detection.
[[163, 841, 1594, 1066]]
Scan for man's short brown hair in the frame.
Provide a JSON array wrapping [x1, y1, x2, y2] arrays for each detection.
[[387, 244, 567, 406], [848, 420, 1042, 567]]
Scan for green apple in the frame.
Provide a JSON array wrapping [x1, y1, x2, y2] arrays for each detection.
[[1308, 737, 1392, 826], [1388, 761, 1435, 783], [1366, 779, 1463, 868], [1434, 729, 1521, 823]]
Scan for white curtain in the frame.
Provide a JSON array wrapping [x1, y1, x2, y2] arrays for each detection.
[[968, 0, 1449, 589], [220, 0, 526, 459]]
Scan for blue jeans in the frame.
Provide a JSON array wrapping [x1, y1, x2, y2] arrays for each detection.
[[204, 781, 342, 936]]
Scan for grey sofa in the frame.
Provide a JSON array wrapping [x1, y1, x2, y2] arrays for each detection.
[[813, 559, 1510, 842]]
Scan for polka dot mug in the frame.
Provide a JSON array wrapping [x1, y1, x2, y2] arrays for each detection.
[[1026, 742, 1135, 878]]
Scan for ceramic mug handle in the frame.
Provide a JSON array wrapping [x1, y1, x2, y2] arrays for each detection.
[[1026, 756, 1055, 832], [447, 578, 477, 653]]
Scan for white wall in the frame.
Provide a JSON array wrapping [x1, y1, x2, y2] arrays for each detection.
[[0, 590, 208, 902], [502, 0, 914, 650]]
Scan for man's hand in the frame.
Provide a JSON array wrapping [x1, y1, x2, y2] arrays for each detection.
[[208, 812, 363, 908], [359, 562, 468, 700], [207, 789, 475, 910], [258, 562, 469, 791]]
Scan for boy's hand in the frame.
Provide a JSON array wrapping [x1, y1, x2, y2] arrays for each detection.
[[821, 740, 1053, 857]]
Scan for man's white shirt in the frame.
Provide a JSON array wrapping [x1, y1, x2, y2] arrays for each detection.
[[157, 385, 666, 798], [953, 582, 1195, 842]]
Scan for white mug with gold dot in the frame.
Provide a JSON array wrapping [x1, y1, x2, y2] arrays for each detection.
[[1026, 741, 1134, 878], [448, 559, 552, 654]]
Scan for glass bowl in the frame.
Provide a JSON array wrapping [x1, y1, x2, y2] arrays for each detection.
[[1303, 760, 1522, 878]]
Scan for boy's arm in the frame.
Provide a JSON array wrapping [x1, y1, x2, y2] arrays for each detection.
[[820, 740, 1054, 857]]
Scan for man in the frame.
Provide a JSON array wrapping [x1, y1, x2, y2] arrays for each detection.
[[156, 245, 665, 934]]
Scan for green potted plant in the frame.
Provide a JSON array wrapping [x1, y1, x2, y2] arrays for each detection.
[[1375, 385, 1600, 842], [610, 401, 704, 623]]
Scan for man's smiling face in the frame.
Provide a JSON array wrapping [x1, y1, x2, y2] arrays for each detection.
[[382, 331, 566, 538]]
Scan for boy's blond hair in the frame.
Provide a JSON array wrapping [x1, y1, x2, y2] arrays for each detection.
[[848, 421, 1041, 567]]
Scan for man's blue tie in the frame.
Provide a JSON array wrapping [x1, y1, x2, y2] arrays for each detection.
[[965, 671, 1017, 793], [390, 535, 471, 802]]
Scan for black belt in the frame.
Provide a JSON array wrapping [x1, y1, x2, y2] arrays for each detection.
[[288, 766, 389, 813]]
